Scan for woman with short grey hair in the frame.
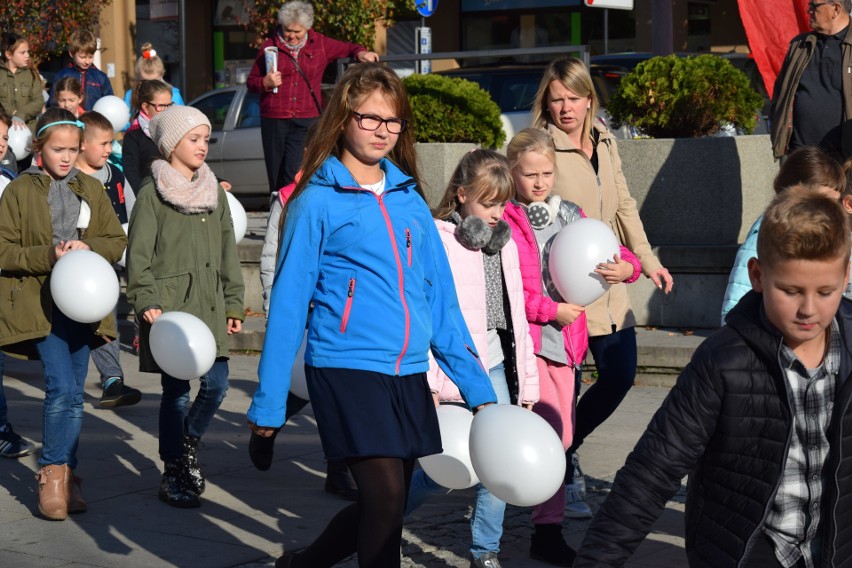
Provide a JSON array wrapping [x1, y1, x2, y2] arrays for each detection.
[[247, 1, 379, 196]]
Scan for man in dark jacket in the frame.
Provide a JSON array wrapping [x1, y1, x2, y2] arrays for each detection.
[[770, 0, 852, 160], [575, 188, 852, 568]]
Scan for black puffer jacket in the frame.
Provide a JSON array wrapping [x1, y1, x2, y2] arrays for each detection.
[[574, 291, 852, 568]]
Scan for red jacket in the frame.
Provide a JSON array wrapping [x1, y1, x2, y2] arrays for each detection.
[[246, 29, 367, 119]]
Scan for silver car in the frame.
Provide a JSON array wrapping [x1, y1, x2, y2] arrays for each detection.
[[189, 85, 267, 197]]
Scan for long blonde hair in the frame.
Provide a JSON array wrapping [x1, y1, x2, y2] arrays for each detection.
[[531, 56, 599, 144], [284, 63, 422, 220], [432, 149, 514, 220], [506, 128, 557, 172]]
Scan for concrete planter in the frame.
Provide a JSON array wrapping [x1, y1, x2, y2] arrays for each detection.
[[415, 142, 477, 207], [617, 134, 777, 328]]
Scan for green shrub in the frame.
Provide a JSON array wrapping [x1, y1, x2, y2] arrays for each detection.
[[607, 54, 764, 138], [403, 74, 506, 148]]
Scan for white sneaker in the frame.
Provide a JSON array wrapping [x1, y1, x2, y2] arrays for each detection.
[[564, 483, 593, 519]]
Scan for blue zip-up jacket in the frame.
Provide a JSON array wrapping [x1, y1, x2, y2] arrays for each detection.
[[49, 63, 114, 111], [720, 215, 761, 325], [247, 157, 497, 428]]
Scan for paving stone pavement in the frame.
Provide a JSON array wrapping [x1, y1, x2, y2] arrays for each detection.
[[0, 348, 686, 568]]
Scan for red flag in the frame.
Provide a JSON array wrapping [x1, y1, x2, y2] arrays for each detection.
[[737, 0, 810, 98]]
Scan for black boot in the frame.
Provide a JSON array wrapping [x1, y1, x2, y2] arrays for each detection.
[[182, 434, 205, 495], [159, 460, 200, 508], [249, 427, 281, 471], [324, 459, 358, 501], [529, 523, 576, 567]]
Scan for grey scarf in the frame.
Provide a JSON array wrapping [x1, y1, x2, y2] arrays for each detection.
[[150, 160, 218, 214]]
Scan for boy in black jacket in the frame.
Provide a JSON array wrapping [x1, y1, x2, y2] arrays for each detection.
[[575, 188, 852, 568]]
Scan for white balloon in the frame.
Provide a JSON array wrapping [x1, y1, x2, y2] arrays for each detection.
[[289, 332, 309, 400], [419, 405, 479, 490], [50, 249, 120, 323], [8, 127, 31, 159], [226, 192, 247, 244], [92, 95, 131, 132], [149, 312, 217, 380], [548, 218, 621, 306], [117, 223, 129, 268], [469, 405, 566, 507]]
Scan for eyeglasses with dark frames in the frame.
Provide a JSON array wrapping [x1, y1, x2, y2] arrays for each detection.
[[352, 111, 407, 134], [808, 1, 831, 13], [146, 101, 175, 111]]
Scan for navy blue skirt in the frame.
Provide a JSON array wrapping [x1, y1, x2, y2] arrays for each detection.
[[305, 366, 442, 460]]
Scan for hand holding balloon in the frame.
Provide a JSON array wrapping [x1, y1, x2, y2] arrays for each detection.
[[142, 308, 163, 325], [555, 303, 585, 327], [50, 240, 91, 264], [594, 253, 634, 284]]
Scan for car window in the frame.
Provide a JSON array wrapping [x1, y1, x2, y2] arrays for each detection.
[[497, 75, 541, 112], [190, 91, 235, 131], [237, 92, 261, 129]]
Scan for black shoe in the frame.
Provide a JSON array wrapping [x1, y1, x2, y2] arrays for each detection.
[[529, 524, 576, 567], [324, 459, 358, 501], [275, 550, 302, 568], [182, 434, 205, 495], [249, 427, 280, 471], [159, 461, 200, 508], [0, 423, 36, 458], [100, 378, 142, 408]]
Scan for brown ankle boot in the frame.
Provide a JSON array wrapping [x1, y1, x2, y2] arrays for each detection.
[[67, 470, 87, 513], [36, 464, 69, 521]]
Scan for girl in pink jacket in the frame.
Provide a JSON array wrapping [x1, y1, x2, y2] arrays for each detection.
[[502, 128, 641, 566], [406, 149, 539, 568]]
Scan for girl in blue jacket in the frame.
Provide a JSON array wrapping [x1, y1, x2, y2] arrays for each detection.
[[247, 62, 497, 568]]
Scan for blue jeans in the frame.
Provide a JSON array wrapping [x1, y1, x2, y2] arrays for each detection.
[[570, 326, 637, 452], [406, 363, 510, 558], [35, 309, 92, 468], [90, 303, 123, 386], [159, 358, 229, 462]]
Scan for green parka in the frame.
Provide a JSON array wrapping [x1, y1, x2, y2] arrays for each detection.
[[0, 63, 44, 134], [0, 170, 127, 355], [126, 178, 245, 373]]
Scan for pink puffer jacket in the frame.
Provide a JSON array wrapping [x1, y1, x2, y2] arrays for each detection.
[[427, 219, 539, 405], [502, 201, 641, 366]]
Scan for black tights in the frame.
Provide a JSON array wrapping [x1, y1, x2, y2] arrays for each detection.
[[294, 456, 416, 568]]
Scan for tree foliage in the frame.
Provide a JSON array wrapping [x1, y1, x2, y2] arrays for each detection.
[[0, 0, 112, 65], [607, 54, 764, 138], [404, 73, 506, 148], [240, 0, 416, 50]]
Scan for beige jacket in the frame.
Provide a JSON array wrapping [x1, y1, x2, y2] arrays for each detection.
[[546, 123, 662, 336]]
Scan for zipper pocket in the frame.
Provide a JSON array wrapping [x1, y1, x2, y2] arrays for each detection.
[[465, 344, 487, 373], [340, 278, 356, 333], [406, 228, 412, 267]]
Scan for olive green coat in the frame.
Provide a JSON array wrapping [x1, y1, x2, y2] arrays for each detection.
[[126, 179, 245, 373], [0, 171, 127, 355], [0, 63, 44, 134]]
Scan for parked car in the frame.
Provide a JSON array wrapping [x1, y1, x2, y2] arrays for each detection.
[[435, 64, 634, 142], [188, 85, 266, 197]]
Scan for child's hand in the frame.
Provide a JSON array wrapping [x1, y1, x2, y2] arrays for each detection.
[[522, 402, 534, 411], [61, 240, 91, 252], [50, 240, 91, 264], [555, 303, 584, 326], [649, 266, 674, 294], [227, 318, 242, 335], [142, 308, 163, 325], [595, 254, 633, 284], [432, 391, 440, 408], [220, 181, 232, 192], [10, 117, 26, 130]]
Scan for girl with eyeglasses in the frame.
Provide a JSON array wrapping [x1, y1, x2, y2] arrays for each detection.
[[122, 79, 173, 191], [247, 62, 497, 568]]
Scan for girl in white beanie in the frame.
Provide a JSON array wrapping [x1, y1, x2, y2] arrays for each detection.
[[125, 105, 245, 508]]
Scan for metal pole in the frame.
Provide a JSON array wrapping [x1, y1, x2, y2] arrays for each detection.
[[179, 0, 187, 96], [604, 9, 609, 55]]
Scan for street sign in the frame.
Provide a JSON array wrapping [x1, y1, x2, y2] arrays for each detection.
[[417, 0, 439, 17], [584, 0, 633, 9], [416, 27, 432, 73]]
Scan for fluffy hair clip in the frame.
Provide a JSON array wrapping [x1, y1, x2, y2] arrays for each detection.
[[142, 49, 157, 59]]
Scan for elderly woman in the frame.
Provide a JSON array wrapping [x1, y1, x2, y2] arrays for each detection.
[[530, 55, 674, 517], [247, 1, 379, 196]]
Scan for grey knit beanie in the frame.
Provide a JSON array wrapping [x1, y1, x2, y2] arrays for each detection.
[[149, 106, 212, 158]]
